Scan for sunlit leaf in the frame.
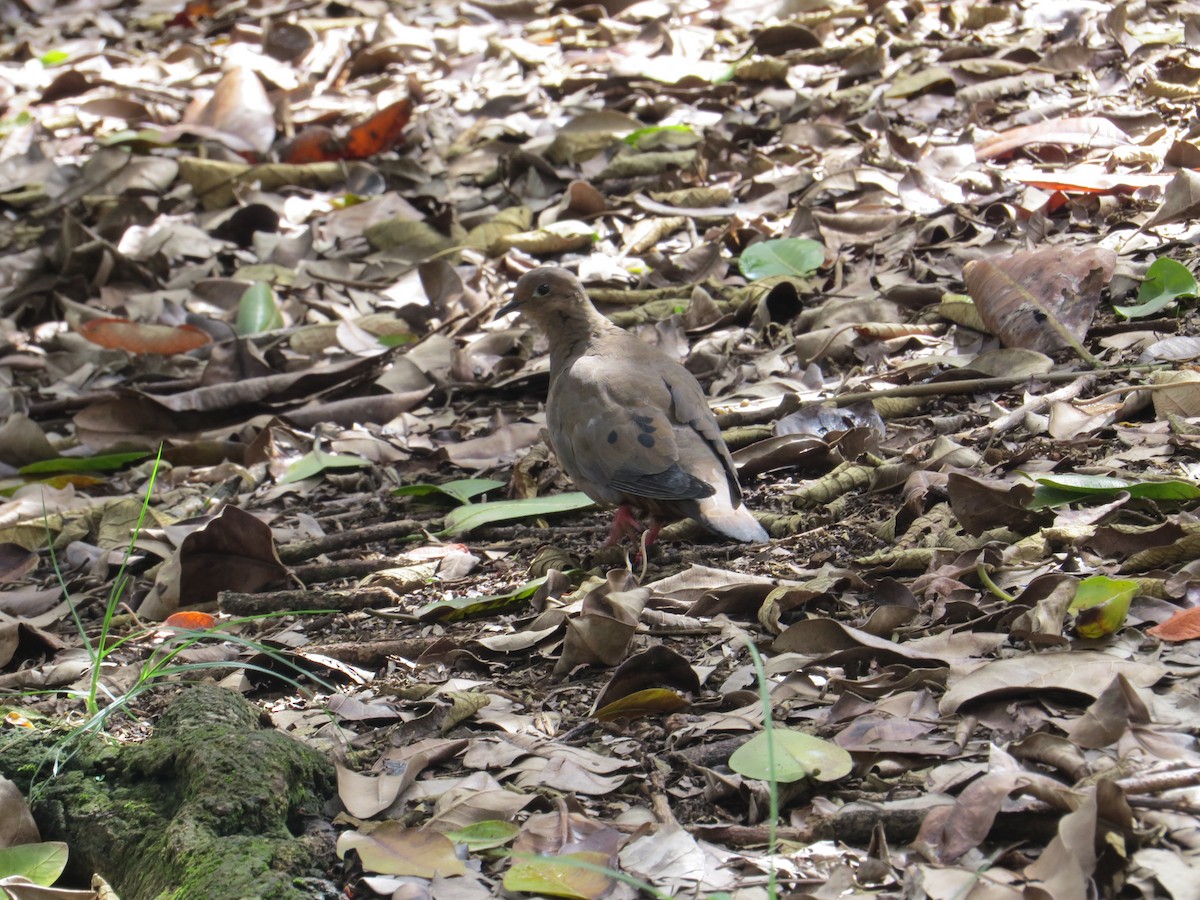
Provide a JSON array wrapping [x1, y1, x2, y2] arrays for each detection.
[[441, 493, 596, 536], [443, 820, 520, 851], [738, 238, 825, 279], [236, 281, 284, 335], [0, 841, 68, 885], [729, 728, 852, 783], [162, 611, 218, 629], [1070, 576, 1136, 639], [278, 449, 370, 484], [503, 851, 615, 900], [1029, 473, 1200, 509], [624, 124, 697, 149], [394, 478, 505, 504], [1114, 257, 1198, 319], [413, 576, 547, 622], [592, 688, 690, 722], [20, 451, 149, 475]]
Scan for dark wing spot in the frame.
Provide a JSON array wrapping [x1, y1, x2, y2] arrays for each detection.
[[607, 430, 618, 444], [632, 413, 656, 433], [637, 433, 655, 448]]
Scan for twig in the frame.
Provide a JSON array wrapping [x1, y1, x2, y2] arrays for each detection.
[[832, 364, 1164, 407], [276, 519, 427, 563], [218, 587, 399, 616], [961, 375, 1096, 441]]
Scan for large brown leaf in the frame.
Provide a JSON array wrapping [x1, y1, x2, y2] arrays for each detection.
[[963, 245, 1114, 358]]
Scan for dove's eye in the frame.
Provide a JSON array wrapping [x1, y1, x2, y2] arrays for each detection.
[[534, 282, 551, 297]]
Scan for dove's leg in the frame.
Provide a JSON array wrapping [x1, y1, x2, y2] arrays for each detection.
[[603, 504, 645, 547]]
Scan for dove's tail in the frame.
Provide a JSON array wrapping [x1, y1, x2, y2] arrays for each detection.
[[698, 498, 769, 542]]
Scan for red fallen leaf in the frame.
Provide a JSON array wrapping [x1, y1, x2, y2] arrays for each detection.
[[278, 125, 340, 164], [278, 99, 412, 164], [79, 318, 212, 355], [163, 611, 218, 629], [1008, 167, 1172, 195], [167, 0, 218, 27], [343, 98, 413, 159], [1146, 607, 1200, 641]]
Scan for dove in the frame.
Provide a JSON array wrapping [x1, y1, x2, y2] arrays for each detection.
[[500, 266, 768, 547]]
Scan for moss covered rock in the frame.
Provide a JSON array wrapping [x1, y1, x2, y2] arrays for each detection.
[[2, 685, 337, 900]]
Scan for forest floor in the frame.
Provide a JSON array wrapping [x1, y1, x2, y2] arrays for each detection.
[[2, 0, 1200, 897]]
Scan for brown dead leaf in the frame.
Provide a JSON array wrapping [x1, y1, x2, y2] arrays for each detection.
[[140, 506, 288, 620], [336, 822, 466, 878], [947, 473, 1043, 536], [963, 245, 1114, 357], [0, 544, 38, 584], [556, 571, 648, 673], [592, 644, 700, 714], [940, 651, 1164, 714], [179, 66, 276, 156], [974, 116, 1132, 160]]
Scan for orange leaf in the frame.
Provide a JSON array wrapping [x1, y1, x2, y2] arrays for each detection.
[[5, 711, 33, 728], [279, 125, 342, 164], [278, 99, 411, 164], [1146, 607, 1200, 642], [167, 0, 219, 27], [343, 99, 412, 159], [79, 318, 212, 355], [163, 611, 217, 629]]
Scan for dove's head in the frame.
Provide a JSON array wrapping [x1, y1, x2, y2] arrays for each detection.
[[498, 267, 593, 328]]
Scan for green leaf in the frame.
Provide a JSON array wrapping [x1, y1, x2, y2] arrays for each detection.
[[19, 451, 150, 475], [443, 820, 520, 851], [1070, 575, 1138, 639], [441, 492, 596, 536], [1029, 473, 1200, 509], [0, 841, 69, 884], [623, 124, 697, 149], [413, 576, 546, 622], [502, 852, 615, 899], [236, 282, 284, 336], [278, 449, 370, 484], [394, 478, 506, 505], [39, 50, 70, 67], [377, 332, 417, 347], [1114, 257, 1198, 319], [738, 238, 825, 280], [728, 728, 853, 783]]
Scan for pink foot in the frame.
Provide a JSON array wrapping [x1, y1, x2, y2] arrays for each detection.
[[603, 505, 645, 548], [643, 520, 662, 548]]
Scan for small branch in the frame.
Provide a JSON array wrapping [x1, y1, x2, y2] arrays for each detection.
[[276, 519, 428, 564], [218, 587, 400, 616], [832, 365, 1164, 408]]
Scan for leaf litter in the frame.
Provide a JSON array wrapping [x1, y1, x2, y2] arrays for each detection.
[[2, 0, 1200, 898]]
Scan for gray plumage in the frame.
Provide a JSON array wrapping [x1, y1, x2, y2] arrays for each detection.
[[502, 267, 768, 544]]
